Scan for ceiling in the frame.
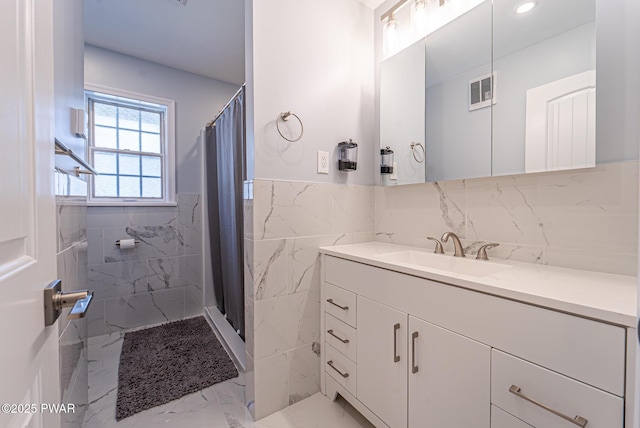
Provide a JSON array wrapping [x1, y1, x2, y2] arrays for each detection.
[[84, 0, 245, 85], [359, 0, 386, 8], [84, 0, 385, 86]]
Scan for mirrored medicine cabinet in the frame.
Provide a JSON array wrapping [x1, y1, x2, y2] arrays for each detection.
[[379, 0, 616, 186]]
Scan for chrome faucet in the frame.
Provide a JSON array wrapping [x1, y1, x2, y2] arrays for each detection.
[[441, 232, 465, 257]]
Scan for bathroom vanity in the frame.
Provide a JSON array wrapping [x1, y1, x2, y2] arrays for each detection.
[[319, 242, 637, 428]]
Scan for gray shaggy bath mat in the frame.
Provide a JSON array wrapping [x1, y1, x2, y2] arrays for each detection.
[[115, 316, 238, 420]]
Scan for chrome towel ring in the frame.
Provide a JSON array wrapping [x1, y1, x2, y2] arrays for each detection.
[[276, 111, 304, 142], [410, 142, 425, 163]]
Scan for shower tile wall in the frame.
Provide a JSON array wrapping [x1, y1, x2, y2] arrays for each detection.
[[375, 161, 639, 276], [244, 179, 375, 420], [55, 170, 89, 428], [86, 193, 204, 337]]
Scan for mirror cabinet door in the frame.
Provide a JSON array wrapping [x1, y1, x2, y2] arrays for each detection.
[[380, 39, 426, 186], [492, 0, 596, 176], [425, 0, 492, 182]]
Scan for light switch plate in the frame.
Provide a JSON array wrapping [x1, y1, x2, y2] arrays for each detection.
[[318, 151, 329, 174]]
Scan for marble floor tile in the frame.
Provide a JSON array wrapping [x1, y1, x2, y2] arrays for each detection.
[[255, 393, 374, 428], [84, 332, 370, 428]]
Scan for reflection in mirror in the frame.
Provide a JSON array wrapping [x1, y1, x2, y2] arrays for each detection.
[[492, 0, 596, 175], [425, 0, 492, 182], [380, 39, 426, 185]]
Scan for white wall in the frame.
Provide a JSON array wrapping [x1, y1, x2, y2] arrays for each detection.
[[248, 0, 375, 185], [244, 0, 375, 420], [53, 0, 86, 175], [84, 45, 241, 194]]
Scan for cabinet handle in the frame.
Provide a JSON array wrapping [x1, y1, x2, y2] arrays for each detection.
[[411, 331, 419, 374], [326, 298, 349, 311], [327, 360, 349, 378], [393, 323, 400, 363], [327, 329, 349, 343], [509, 385, 588, 428]]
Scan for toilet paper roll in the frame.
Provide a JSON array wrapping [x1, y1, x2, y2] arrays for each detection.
[[118, 238, 136, 249]]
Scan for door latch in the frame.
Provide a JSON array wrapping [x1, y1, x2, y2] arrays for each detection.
[[44, 279, 94, 326]]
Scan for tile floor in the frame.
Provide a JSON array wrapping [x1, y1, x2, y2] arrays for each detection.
[[83, 332, 373, 428]]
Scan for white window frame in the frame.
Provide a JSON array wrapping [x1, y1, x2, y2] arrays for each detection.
[[85, 83, 176, 206]]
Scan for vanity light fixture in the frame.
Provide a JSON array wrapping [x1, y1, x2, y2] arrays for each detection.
[[411, 0, 428, 34], [381, 0, 445, 54], [515, 0, 537, 14], [383, 13, 401, 54]]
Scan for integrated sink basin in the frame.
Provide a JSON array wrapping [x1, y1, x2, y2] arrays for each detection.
[[374, 250, 511, 277]]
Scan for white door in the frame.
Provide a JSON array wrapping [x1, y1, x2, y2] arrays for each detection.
[[0, 1, 60, 428], [408, 316, 490, 428], [356, 296, 407, 428], [525, 70, 596, 173]]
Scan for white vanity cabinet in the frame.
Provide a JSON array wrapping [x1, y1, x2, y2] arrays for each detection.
[[321, 251, 632, 428], [409, 316, 490, 428], [357, 296, 408, 428]]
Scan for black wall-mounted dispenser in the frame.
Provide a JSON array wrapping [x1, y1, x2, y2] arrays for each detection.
[[380, 146, 394, 174], [338, 139, 358, 172]]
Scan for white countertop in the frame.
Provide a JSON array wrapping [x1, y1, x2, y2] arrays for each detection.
[[320, 242, 638, 328]]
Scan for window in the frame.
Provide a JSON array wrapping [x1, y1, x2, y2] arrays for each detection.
[[85, 85, 175, 205]]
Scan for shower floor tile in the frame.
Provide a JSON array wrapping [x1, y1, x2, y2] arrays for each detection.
[[83, 332, 373, 428]]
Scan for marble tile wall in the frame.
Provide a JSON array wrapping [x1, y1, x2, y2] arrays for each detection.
[[86, 194, 204, 337], [55, 171, 89, 428], [375, 161, 639, 276], [245, 179, 375, 420]]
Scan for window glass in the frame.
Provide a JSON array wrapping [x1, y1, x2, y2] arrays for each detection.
[[94, 151, 117, 174], [118, 107, 140, 130], [119, 153, 141, 176], [88, 92, 170, 202], [141, 156, 162, 177], [94, 126, 117, 149]]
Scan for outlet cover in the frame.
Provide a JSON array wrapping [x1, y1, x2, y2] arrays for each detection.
[[317, 151, 329, 174]]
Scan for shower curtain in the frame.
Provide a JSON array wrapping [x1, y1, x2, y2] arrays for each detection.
[[205, 87, 245, 338]]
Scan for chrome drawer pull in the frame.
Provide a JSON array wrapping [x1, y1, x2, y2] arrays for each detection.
[[393, 323, 401, 363], [509, 385, 588, 427], [327, 360, 349, 378], [326, 298, 349, 311], [411, 331, 419, 373], [327, 329, 349, 343]]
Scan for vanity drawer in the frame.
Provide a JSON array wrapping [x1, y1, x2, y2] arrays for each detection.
[[491, 350, 623, 428], [325, 343, 357, 397], [324, 283, 357, 328], [325, 313, 357, 362], [491, 405, 533, 428]]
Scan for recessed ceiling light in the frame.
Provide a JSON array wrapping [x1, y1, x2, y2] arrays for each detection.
[[515, 1, 537, 14]]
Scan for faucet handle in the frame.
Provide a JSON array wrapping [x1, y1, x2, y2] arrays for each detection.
[[476, 243, 499, 261], [427, 237, 444, 254]]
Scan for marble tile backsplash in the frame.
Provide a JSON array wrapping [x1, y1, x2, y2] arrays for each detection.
[[245, 179, 374, 420], [86, 194, 204, 337], [375, 161, 639, 276]]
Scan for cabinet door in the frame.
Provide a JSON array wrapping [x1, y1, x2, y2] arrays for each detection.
[[357, 296, 408, 428], [408, 316, 490, 428], [491, 406, 534, 428]]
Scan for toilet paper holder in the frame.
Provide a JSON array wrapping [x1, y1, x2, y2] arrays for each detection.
[[116, 239, 140, 246]]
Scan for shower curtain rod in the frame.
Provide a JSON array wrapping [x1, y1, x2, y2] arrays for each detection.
[[207, 83, 246, 128]]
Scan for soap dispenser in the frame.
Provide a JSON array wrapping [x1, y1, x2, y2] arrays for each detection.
[[380, 146, 394, 174], [338, 139, 358, 172]]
